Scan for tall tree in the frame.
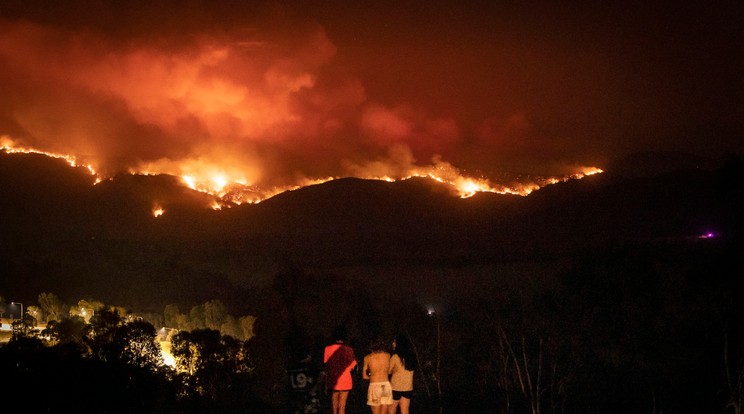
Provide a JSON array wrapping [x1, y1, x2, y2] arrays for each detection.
[[203, 299, 228, 331], [240, 315, 256, 341], [87, 307, 124, 361], [164, 303, 181, 328], [44, 315, 87, 348], [37, 292, 65, 323], [112, 320, 164, 370]]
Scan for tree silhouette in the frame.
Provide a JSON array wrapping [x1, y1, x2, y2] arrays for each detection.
[[164, 303, 181, 329], [43, 315, 87, 347], [203, 299, 228, 331], [87, 306, 123, 360], [38, 292, 66, 323], [170, 328, 265, 412], [112, 319, 164, 370]]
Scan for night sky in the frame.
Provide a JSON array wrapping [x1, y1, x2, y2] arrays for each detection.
[[1, 0, 742, 190], [2, 5, 743, 412]]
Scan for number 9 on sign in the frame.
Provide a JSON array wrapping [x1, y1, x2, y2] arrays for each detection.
[[290, 372, 308, 389]]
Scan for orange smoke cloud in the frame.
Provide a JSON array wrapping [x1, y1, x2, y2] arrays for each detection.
[[1, 0, 740, 198], [0, 7, 603, 197], [361, 104, 460, 160], [0, 18, 368, 186]]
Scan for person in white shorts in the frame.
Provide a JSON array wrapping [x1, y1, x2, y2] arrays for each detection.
[[362, 337, 393, 414]]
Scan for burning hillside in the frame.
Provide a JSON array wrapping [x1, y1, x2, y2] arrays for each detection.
[[1, 137, 602, 208], [0, 138, 738, 310]]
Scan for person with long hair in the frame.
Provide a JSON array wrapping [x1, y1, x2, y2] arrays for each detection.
[[388, 333, 418, 414]]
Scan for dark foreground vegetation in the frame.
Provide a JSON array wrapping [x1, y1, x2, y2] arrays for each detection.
[[2, 234, 744, 414], [1, 153, 743, 413]]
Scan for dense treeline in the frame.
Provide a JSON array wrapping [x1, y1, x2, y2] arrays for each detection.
[[0, 295, 256, 342], [0, 307, 269, 413], [1, 236, 743, 413]]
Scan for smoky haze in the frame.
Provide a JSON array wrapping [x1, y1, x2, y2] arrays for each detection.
[[1, 0, 742, 190]]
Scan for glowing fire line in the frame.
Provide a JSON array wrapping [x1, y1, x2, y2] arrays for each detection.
[[1, 137, 100, 183], [1, 137, 603, 209]]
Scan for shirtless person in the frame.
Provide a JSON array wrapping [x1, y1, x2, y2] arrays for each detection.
[[362, 337, 393, 414]]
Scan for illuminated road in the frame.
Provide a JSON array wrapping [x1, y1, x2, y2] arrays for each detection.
[[0, 319, 45, 343]]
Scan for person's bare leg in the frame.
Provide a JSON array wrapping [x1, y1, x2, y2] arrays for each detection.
[[332, 391, 340, 414], [370, 405, 381, 414], [337, 391, 349, 414], [398, 397, 411, 414], [389, 400, 399, 414]]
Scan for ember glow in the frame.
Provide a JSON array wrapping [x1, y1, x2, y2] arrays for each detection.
[[152, 206, 165, 218], [0, 136, 99, 182], [0, 2, 738, 205], [2, 136, 601, 203]]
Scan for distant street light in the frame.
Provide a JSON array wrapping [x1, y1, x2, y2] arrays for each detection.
[[11, 302, 23, 320]]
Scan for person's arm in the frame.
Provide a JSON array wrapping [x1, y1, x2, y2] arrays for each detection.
[[389, 354, 400, 375], [362, 355, 370, 380]]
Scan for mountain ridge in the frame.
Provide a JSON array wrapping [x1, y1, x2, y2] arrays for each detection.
[[0, 150, 741, 310]]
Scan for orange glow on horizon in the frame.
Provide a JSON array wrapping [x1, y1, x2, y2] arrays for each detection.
[[1, 137, 604, 205]]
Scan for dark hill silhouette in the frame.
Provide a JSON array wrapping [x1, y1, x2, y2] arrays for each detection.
[[0, 152, 97, 241], [228, 176, 497, 239], [0, 150, 741, 310]]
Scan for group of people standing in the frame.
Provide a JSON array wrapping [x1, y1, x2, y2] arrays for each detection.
[[323, 326, 418, 414]]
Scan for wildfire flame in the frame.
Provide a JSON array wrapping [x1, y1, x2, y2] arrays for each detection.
[[1, 136, 100, 183], [1, 136, 603, 206], [152, 206, 165, 217]]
